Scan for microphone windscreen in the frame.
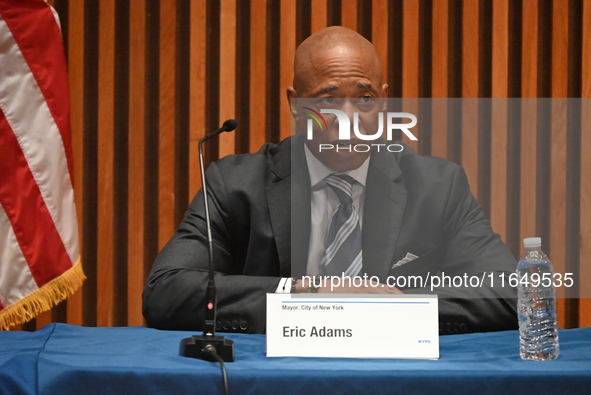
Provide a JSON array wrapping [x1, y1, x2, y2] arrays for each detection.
[[222, 119, 238, 132]]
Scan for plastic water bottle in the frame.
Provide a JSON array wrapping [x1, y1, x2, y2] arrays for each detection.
[[517, 237, 559, 360]]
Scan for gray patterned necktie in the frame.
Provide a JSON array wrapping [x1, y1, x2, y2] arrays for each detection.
[[321, 174, 363, 277]]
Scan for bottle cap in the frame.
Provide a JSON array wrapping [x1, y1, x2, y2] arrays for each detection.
[[523, 237, 542, 248]]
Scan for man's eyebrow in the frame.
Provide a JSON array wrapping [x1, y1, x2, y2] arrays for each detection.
[[314, 85, 339, 95], [357, 82, 374, 91]]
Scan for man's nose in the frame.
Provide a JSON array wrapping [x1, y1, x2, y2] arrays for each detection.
[[339, 99, 357, 118], [339, 100, 357, 135]]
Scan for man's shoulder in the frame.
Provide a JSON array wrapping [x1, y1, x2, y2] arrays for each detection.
[[393, 142, 462, 180], [213, 136, 292, 171], [208, 137, 295, 192]]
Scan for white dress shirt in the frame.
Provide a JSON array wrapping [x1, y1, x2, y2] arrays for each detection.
[[276, 145, 370, 292]]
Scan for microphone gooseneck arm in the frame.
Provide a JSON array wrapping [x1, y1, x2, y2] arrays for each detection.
[[180, 120, 236, 364], [198, 119, 238, 336]]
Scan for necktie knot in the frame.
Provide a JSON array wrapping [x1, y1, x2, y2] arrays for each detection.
[[325, 174, 355, 205]]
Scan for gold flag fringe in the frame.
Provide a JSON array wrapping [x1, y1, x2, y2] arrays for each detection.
[[0, 259, 85, 330]]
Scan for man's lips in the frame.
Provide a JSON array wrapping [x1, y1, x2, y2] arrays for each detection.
[[330, 140, 364, 147]]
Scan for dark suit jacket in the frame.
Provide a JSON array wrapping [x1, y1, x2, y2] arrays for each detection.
[[143, 135, 517, 335]]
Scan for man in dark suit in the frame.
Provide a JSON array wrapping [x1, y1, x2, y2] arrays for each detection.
[[143, 26, 517, 335]]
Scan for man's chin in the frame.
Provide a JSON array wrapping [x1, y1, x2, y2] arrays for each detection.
[[317, 150, 370, 172]]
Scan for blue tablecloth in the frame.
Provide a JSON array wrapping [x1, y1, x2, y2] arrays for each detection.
[[1, 323, 590, 394]]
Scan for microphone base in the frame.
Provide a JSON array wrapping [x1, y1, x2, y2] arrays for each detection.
[[179, 335, 235, 362]]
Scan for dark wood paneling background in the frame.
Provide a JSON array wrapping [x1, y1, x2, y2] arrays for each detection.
[[14, 0, 590, 331]]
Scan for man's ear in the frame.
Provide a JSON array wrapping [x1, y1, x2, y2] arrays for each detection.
[[381, 83, 389, 111], [286, 87, 300, 120]]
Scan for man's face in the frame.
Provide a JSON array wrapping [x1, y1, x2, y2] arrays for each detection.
[[289, 45, 388, 172]]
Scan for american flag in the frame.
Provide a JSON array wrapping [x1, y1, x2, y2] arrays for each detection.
[[0, 0, 84, 330]]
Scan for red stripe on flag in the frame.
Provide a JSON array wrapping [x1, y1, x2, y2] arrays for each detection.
[[0, 0, 75, 187], [0, 110, 72, 287]]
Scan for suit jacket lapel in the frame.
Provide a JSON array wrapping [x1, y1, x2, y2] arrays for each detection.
[[266, 136, 406, 281], [266, 135, 310, 278], [362, 149, 407, 281]]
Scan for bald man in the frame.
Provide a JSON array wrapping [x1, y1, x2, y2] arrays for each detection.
[[143, 27, 518, 335]]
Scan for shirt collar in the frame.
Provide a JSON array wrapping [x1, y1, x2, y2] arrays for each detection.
[[304, 144, 370, 189]]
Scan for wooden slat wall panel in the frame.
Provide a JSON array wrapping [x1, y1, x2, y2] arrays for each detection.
[[580, 1, 591, 329], [64, 0, 84, 328], [564, 1, 583, 330], [249, 0, 267, 154], [401, 0, 418, 151], [279, 0, 296, 142], [460, 2, 480, 218], [158, 0, 176, 250], [519, 1, 538, 281], [189, 0, 206, 197], [461, 1, 478, 206], [127, 0, 146, 327], [341, 0, 357, 30], [219, 0, 236, 158], [97, 0, 116, 327], [490, 0, 508, 243], [372, 0, 388, 84], [311, 0, 328, 33], [13, 0, 590, 331], [431, 0, 448, 165], [176, 1, 191, 232], [551, 99, 568, 328], [550, 3, 569, 328]]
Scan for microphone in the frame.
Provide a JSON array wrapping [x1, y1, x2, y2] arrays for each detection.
[[202, 119, 238, 143], [179, 120, 237, 362]]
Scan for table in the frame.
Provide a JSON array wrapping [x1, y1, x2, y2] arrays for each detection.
[[1, 323, 590, 394]]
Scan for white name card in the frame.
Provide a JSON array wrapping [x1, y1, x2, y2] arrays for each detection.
[[266, 293, 439, 359]]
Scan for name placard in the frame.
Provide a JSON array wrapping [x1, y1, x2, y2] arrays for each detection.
[[266, 293, 439, 359]]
